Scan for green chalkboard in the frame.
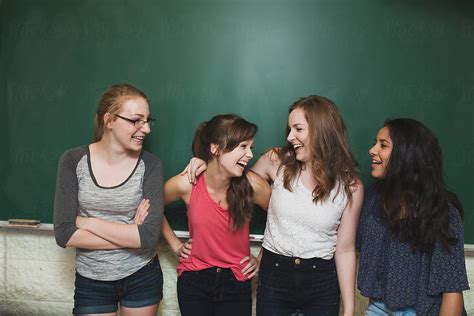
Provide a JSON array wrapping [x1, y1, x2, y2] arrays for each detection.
[[1, 0, 474, 240]]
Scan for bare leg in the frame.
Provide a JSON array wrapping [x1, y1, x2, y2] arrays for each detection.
[[78, 313, 117, 316], [119, 303, 159, 316]]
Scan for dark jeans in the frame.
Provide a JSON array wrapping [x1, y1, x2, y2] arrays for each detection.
[[257, 248, 340, 316], [177, 267, 252, 316]]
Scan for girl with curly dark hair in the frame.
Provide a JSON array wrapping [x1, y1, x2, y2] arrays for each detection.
[[357, 118, 469, 315]]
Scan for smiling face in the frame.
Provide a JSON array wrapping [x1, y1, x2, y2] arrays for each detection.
[[213, 139, 254, 178], [287, 108, 311, 164], [107, 97, 151, 151], [369, 126, 393, 179]]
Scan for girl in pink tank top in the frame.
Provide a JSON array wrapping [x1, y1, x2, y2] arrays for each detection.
[[183, 96, 364, 316], [161, 114, 270, 316]]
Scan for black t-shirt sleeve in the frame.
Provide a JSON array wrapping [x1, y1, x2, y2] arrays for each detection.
[[138, 151, 164, 250], [53, 147, 85, 248]]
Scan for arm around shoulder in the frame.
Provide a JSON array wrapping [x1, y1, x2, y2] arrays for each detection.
[[246, 170, 271, 210], [250, 148, 281, 182], [164, 172, 193, 205], [161, 173, 193, 257]]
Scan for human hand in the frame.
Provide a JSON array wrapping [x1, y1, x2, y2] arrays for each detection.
[[133, 199, 150, 225], [180, 157, 207, 184], [240, 255, 260, 279], [174, 239, 193, 258]]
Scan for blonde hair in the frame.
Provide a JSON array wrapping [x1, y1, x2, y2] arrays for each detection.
[[94, 83, 148, 141]]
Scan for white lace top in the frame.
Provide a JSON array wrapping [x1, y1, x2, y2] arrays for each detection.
[[262, 170, 348, 259]]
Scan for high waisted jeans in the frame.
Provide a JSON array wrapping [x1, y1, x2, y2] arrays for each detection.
[[178, 267, 252, 316], [257, 248, 340, 316]]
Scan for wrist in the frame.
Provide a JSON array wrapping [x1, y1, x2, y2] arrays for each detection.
[[342, 303, 355, 316], [172, 241, 183, 255]]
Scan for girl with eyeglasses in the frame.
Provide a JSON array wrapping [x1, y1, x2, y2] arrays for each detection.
[[54, 83, 164, 315]]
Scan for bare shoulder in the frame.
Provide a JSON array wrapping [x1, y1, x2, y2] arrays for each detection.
[[345, 177, 364, 211], [246, 170, 270, 190], [164, 173, 193, 203], [252, 147, 281, 181], [261, 147, 282, 165], [246, 170, 271, 209], [350, 178, 364, 196]]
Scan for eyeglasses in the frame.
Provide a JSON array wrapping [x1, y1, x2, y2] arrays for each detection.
[[114, 114, 156, 128]]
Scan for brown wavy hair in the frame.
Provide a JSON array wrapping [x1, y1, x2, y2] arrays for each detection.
[[192, 114, 258, 230], [94, 83, 148, 141], [279, 95, 358, 204]]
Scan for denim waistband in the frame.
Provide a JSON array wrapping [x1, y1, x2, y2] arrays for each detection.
[[262, 248, 335, 270], [183, 266, 234, 276]]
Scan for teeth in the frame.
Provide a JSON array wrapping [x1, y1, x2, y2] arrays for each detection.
[[237, 162, 247, 167], [293, 144, 302, 149], [372, 160, 381, 164]]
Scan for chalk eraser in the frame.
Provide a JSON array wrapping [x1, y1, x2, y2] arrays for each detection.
[[8, 219, 41, 227]]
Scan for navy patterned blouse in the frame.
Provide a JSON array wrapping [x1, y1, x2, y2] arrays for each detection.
[[356, 182, 469, 315]]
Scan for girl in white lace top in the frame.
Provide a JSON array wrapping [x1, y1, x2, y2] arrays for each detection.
[[184, 95, 363, 316], [251, 96, 363, 316]]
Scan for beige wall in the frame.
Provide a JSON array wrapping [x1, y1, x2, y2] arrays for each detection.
[[0, 227, 472, 315]]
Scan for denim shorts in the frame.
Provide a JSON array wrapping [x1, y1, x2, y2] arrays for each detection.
[[178, 267, 252, 316], [257, 248, 340, 316], [73, 256, 163, 314], [365, 300, 416, 316]]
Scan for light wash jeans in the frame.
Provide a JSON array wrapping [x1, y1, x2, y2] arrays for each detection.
[[365, 300, 416, 316]]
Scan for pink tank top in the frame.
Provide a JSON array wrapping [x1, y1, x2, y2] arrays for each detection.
[[177, 174, 250, 281]]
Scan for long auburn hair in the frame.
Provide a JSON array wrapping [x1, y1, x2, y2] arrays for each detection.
[[279, 95, 358, 204], [94, 83, 148, 141], [192, 114, 257, 230], [380, 118, 463, 253]]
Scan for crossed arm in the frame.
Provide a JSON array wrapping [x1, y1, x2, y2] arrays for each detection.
[[67, 199, 150, 249], [53, 151, 163, 251]]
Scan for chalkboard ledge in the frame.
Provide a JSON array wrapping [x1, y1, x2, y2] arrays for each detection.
[[0, 222, 265, 242], [0, 221, 53, 231], [3, 222, 471, 252], [465, 244, 474, 256]]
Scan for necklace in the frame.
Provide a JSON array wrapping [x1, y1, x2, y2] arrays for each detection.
[[217, 193, 226, 205], [205, 173, 228, 206], [212, 190, 227, 206]]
